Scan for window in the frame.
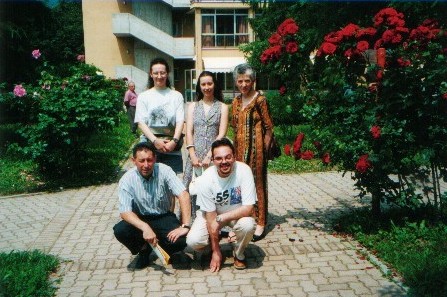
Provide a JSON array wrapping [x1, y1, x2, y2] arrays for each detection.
[[202, 9, 249, 48]]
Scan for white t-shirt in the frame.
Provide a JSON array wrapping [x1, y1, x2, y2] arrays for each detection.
[[134, 87, 184, 137], [196, 161, 257, 214]]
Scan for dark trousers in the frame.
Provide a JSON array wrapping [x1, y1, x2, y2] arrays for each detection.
[[126, 106, 137, 134], [113, 212, 186, 256]]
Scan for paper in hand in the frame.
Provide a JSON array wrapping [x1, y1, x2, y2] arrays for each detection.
[[151, 243, 170, 266]]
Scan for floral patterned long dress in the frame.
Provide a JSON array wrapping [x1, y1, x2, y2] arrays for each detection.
[[231, 93, 273, 227], [183, 100, 222, 217]]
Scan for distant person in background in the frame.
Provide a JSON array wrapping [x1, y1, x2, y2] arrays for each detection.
[[134, 57, 185, 175], [183, 71, 228, 220], [124, 81, 138, 137], [231, 63, 274, 242]]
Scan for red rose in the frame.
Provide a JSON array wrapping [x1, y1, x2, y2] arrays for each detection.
[[286, 41, 299, 54], [356, 41, 369, 52], [442, 93, 447, 100], [284, 144, 291, 156], [356, 27, 377, 39], [340, 23, 360, 38], [293, 133, 305, 159], [301, 150, 314, 160], [324, 32, 343, 44], [278, 18, 299, 35], [320, 42, 337, 55], [279, 85, 287, 95], [370, 125, 381, 139], [322, 153, 331, 164], [356, 154, 372, 173], [397, 57, 411, 67], [268, 33, 282, 45], [376, 70, 383, 80]]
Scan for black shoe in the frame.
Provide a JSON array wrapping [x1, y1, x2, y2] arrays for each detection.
[[128, 249, 153, 270], [252, 231, 266, 242]]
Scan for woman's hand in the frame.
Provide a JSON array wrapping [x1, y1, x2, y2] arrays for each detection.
[[191, 154, 201, 167], [164, 140, 177, 152], [202, 155, 212, 167], [153, 138, 168, 152]]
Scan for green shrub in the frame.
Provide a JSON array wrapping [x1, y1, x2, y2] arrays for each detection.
[[0, 250, 60, 297], [0, 63, 126, 177]]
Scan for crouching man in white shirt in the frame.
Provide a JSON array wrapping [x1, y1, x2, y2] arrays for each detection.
[[186, 138, 257, 272]]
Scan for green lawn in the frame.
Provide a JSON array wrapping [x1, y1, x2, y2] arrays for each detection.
[[0, 250, 60, 297]]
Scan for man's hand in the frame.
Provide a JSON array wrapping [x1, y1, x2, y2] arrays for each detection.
[[142, 226, 158, 246], [167, 226, 189, 243], [209, 250, 222, 272]]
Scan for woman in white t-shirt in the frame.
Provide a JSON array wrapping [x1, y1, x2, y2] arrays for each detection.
[[134, 58, 185, 174]]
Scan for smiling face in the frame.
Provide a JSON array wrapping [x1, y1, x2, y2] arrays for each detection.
[[199, 75, 215, 99], [212, 145, 235, 178], [236, 74, 254, 96], [150, 63, 168, 89], [133, 148, 156, 179]]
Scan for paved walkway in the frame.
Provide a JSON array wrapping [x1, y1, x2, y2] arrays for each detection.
[[0, 165, 409, 296]]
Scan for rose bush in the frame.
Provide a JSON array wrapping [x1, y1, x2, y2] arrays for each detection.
[[308, 7, 447, 214], [0, 52, 126, 176], [246, 5, 447, 215]]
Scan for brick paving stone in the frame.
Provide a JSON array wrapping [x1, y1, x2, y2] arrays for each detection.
[[0, 171, 415, 296]]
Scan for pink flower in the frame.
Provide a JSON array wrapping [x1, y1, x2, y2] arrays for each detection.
[[285, 41, 299, 54], [13, 84, 27, 97], [77, 54, 85, 62], [32, 49, 41, 59], [370, 125, 381, 139], [356, 154, 372, 173], [279, 85, 287, 95], [322, 153, 331, 164], [301, 150, 314, 160]]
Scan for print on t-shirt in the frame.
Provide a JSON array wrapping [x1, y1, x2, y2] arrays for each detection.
[[214, 186, 242, 207], [151, 104, 169, 127]]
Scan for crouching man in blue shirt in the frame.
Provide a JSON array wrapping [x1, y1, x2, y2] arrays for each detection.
[[113, 142, 191, 270]]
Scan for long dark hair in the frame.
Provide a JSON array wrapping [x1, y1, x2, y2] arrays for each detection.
[[148, 57, 171, 88], [195, 71, 223, 102]]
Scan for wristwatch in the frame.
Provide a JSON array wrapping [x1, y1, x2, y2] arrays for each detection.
[[181, 223, 191, 229], [216, 215, 222, 223], [172, 137, 179, 144]]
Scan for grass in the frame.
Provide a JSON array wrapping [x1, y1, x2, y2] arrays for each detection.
[[0, 112, 136, 195], [0, 250, 60, 297], [335, 207, 447, 296]]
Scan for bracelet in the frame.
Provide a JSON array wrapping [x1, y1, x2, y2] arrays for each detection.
[[186, 144, 195, 149], [152, 138, 157, 144]]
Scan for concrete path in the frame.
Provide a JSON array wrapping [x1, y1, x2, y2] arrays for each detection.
[[0, 168, 409, 296]]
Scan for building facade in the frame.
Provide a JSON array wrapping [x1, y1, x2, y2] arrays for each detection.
[[82, 0, 253, 100]]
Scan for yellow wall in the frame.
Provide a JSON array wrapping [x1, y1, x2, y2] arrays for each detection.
[[82, 1, 134, 78]]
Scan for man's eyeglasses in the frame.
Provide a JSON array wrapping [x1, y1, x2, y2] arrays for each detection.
[[213, 154, 234, 163]]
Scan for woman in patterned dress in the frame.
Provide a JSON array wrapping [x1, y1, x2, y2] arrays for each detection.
[[231, 63, 273, 242], [183, 71, 229, 219]]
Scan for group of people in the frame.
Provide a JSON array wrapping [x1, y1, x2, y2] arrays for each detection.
[[115, 57, 275, 272]]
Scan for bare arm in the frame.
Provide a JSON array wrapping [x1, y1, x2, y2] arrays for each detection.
[[205, 211, 222, 272], [167, 190, 191, 242], [185, 103, 200, 166]]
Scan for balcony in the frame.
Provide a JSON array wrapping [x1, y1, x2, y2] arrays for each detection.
[[112, 13, 194, 59]]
